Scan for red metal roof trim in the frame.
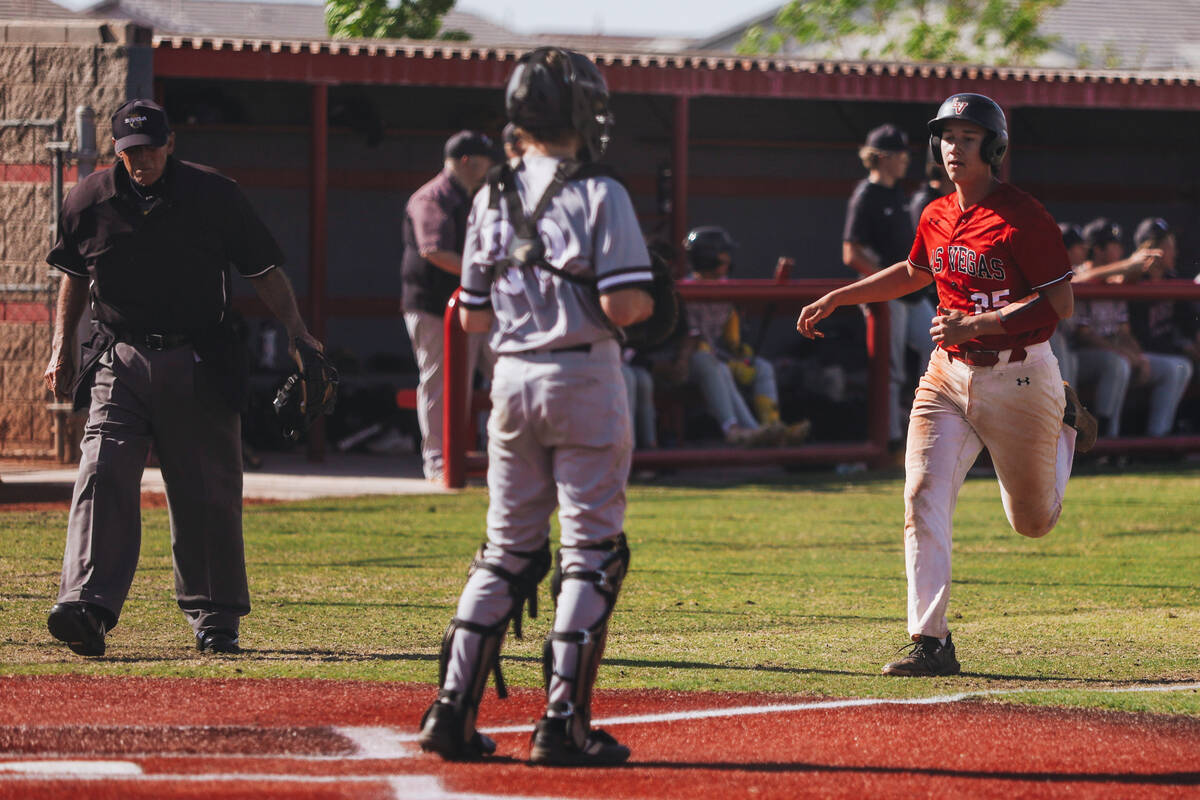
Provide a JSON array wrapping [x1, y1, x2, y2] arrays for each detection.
[[152, 36, 1200, 109]]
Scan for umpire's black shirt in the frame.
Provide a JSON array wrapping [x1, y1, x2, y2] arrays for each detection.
[[48, 156, 284, 333]]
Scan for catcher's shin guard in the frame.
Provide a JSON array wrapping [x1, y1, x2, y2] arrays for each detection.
[[419, 541, 550, 759], [541, 533, 630, 747]]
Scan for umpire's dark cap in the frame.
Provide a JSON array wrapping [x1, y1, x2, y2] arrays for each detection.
[[865, 124, 909, 152], [1059, 223, 1083, 250], [1134, 216, 1171, 247], [1082, 217, 1122, 248], [444, 130, 496, 160], [112, 99, 169, 155]]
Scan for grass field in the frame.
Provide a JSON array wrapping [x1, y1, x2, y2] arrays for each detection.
[[2, 466, 1197, 716]]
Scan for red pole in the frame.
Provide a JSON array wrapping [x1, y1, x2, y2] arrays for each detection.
[[671, 95, 689, 274], [864, 301, 891, 467], [307, 81, 329, 462], [442, 290, 468, 489]]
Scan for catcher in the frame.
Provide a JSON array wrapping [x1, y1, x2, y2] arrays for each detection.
[[42, 99, 325, 657], [417, 46, 653, 767]]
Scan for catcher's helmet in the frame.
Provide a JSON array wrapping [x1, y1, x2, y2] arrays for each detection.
[[684, 226, 738, 273], [928, 93, 1008, 168], [505, 47, 614, 162]]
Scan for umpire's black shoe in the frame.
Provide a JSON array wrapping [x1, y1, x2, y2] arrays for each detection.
[[882, 633, 961, 677], [196, 629, 241, 654], [417, 697, 496, 760], [528, 715, 630, 767], [47, 602, 109, 657], [1063, 382, 1098, 453]]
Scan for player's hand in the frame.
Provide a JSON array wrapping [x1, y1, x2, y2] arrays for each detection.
[[796, 297, 836, 339], [1132, 249, 1163, 275], [930, 308, 975, 347]]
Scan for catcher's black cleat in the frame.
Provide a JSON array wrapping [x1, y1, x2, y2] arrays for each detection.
[[1063, 382, 1098, 453], [47, 602, 109, 657], [196, 629, 241, 654], [882, 633, 961, 677], [528, 716, 630, 767], [417, 699, 497, 761]]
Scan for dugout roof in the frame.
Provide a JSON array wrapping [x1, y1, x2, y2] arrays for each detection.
[[153, 37, 1200, 111]]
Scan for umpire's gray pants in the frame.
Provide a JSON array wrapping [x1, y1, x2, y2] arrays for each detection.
[[57, 342, 248, 634]]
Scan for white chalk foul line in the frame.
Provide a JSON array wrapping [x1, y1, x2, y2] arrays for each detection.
[[0, 761, 143, 776], [333, 725, 417, 759], [477, 681, 1200, 735]]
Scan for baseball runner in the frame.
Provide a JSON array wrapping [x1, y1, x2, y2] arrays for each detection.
[[797, 93, 1097, 676], [417, 47, 652, 765]]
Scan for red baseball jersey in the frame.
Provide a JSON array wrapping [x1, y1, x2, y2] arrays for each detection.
[[908, 182, 1072, 355]]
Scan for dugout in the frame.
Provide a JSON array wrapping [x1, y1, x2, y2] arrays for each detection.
[[150, 39, 1200, 455]]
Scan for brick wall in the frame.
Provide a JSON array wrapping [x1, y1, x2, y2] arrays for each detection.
[[0, 20, 151, 458]]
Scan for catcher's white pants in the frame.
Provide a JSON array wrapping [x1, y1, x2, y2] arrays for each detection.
[[903, 342, 1075, 638], [444, 339, 631, 711]]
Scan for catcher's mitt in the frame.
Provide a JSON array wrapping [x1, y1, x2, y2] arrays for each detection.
[[273, 338, 338, 441], [621, 252, 680, 349]]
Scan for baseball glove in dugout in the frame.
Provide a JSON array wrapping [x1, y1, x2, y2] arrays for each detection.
[[273, 338, 339, 441]]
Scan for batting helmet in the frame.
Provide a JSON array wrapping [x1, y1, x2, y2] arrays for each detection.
[[927, 93, 1008, 168], [684, 226, 738, 273], [505, 47, 614, 162]]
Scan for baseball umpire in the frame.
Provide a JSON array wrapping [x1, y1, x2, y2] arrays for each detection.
[[417, 47, 652, 766], [798, 93, 1097, 676], [42, 99, 323, 656]]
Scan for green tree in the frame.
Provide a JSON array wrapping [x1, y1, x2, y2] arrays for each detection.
[[737, 0, 1065, 67], [324, 0, 469, 40]]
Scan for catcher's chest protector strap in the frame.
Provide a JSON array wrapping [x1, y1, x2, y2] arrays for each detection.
[[486, 161, 623, 287], [468, 542, 551, 640], [542, 534, 630, 731]]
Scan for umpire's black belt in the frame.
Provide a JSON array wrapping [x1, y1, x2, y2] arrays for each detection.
[[112, 329, 192, 351]]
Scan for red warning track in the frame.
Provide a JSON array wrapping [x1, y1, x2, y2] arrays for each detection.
[[1, 676, 1197, 799]]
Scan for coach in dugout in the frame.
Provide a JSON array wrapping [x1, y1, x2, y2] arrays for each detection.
[[42, 99, 322, 657], [401, 131, 497, 482]]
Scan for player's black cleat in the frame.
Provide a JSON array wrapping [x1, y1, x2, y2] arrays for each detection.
[[417, 699, 497, 761], [528, 715, 630, 767], [882, 633, 961, 677], [1063, 382, 1098, 453], [196, 629, 241, 654], [47, 602, 109, 657]]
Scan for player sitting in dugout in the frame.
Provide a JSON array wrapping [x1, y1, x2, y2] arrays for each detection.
[[670, 226, 811, 447]]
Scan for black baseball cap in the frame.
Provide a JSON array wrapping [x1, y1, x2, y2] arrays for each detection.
[[1134, 216, 1171, 247], [1082, 217, 1122, 248], [865, 123, 909, 152], [1059, 222, 1083, 249], [111, 99, 170, 154], [444, 130, 496, 160]]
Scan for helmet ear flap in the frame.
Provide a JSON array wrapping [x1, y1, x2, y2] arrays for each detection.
[[929, 134, 943, 166], [983, 130, 1009, 167]]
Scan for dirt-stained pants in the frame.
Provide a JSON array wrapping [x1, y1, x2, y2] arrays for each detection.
[[903, 341, 1075, 638]]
